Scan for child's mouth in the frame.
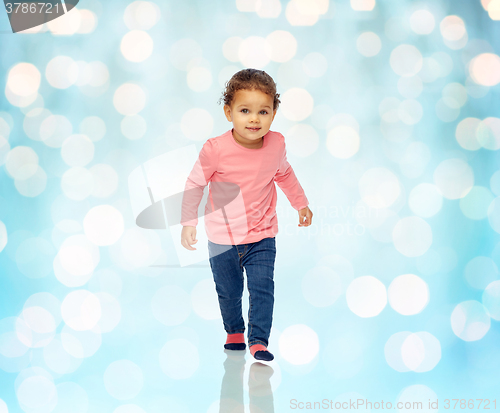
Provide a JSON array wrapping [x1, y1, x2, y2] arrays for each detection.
[[247, 127, 261, 132]]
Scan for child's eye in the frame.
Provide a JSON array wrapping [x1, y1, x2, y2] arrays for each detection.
[[260, 110, 268, 115], [241, 109, 249, 113]]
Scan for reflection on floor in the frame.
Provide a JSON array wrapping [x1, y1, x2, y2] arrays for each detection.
[[219, 350, 274, 413]]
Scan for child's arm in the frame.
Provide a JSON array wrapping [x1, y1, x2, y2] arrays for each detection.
[[274, 143, 313, 227], [180, 139, 218, 249], [274, 145, 309, 209]]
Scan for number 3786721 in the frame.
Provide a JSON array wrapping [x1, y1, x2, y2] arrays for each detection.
[[5, 3, 62, 14], [444, 399, 497, 409]]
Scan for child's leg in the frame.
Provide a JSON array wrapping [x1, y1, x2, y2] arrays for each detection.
[[208, 240, 246, 350], [241, 237, 276, 360]]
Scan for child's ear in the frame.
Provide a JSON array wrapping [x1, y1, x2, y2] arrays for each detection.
[[272, 108, 277, 121], [223, 105, 232, 122]]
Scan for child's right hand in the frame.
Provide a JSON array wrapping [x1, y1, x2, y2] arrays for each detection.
[[181, 226, 198, 250]]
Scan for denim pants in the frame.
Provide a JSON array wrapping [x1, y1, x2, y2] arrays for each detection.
[[208, 237, 276, 348]]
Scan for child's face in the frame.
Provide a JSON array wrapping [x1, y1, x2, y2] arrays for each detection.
[[224, 89, 277, 146]]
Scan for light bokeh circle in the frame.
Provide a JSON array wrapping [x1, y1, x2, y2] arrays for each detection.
[[266, 30, 297, 63], [392, 216, 433, 257], [5, 146, 39, 180], [397, 385, 438, 413], [482, 280, 500, 320], [385, 331, 441, 372], [121, 30, 154, 63], [440, 15, 466, 41], [356, 32, 382, 57], [410, 9, 436, 35], [326, 126, 360, 159], [83, 205, 124, 246], [113, 83, 146, 116], [61, 167, 94, 201], [390, 44, 423, 77], [408, 183, 443, 217], [124, 1, 161, 30], [285, 0, 320, 26], [80, 116, 106, 142], [433, 158, 474, 200], [121, 114, 147, 140], [459, 186, 495, 220], [21, 306, 56, 336], [491, 171, 500, 196], [398, 99, 423, 125], [488, 197, 500, 234], [280, 88, 314, 121], [385, 331, 412, 372], [477, 117, 500, 150], [45, 56, 79, 89], [110, 228, 162, 270], [60, 324, 102, 359], [359, 167, 401, 209], [238, 36, 271, 68], [388, 274, 429, 315], [56, 234, 100, 280], [464, 256, 499, 290], [451, 300, 491, 341], [61, 290, 101, 331], [279, 324, 319, 365], [7, 62, 41, 97], [61, 135, 95, 167], [16, 375, 57, 412], [15, 166, 47, 198], [89, 164, 119, 198], [469, 53, 500, 86], [52, 381, 89, 413], [222, 37, 242, 62], [40, 114, 73, 148], [346, 276, 387, 317], [455, 117, 481, 150]]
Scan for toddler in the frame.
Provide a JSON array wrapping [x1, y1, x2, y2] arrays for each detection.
[[180, 69, 313, 362]]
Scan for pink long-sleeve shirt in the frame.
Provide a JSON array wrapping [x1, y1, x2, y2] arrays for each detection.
[[181, 129, 309, 245]]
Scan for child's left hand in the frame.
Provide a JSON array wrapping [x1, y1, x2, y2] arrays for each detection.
[[298, 206, 313, 227]]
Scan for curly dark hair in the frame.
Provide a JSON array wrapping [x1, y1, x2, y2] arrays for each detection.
[[218, 68, 281, 110]]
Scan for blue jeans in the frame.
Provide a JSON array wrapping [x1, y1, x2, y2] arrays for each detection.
[[208, 237, 276, 348]]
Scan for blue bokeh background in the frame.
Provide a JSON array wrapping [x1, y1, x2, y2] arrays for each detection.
[[1, 0, 500, 412]]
